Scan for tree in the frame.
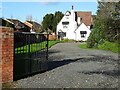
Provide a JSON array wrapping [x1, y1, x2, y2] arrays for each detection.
[[53, 11, 64, 32], [42, 13, 54, 32], [112, 1, 120, 43], [42, 11, 64, 33], [87, 1, 120, 47]]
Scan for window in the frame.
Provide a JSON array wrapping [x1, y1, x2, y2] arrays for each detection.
[[62, 22, 69, 25], [81, 34, 85, 38], [80, 31, 87, 38], [63, 25, 68, 28], [66, 16, 69, 19], [63, 32, 66, 37], [65, 12, 71, 16], [66, 14, 69, 16], [58, 32, 66, 37]]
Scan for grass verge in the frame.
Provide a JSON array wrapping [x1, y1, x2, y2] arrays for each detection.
[[48, 40, 60, 48], [79, 41, 120, 53], [79, 43, 88, 49], [97, 41, 120, 53], [60, 38, 75, 43]]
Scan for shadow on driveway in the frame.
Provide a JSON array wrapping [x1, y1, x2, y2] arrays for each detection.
[[78, 69, 120, 77], [47, 58, 83, 71]]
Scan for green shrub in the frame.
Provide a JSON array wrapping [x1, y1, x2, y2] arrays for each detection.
[[87, 29, 100, 48]]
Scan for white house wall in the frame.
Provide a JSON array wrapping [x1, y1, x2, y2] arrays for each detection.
[[56, 17, 64, 34], [57, 10, 78, 40], [56, 8, 92, 41], [57, 15, 70, 35], [67, 21, 77, 40], [75, 23, 91, 41]]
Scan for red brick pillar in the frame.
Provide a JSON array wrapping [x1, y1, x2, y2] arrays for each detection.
[[0, 27, 14, 83]]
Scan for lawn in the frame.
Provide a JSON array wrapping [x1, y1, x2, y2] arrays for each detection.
[[79, 41, 120, 53], [48, 40, 60, 48], [97, 41, 120, 53], [15, 40, 60, 54], [79, 43, 88, 49]]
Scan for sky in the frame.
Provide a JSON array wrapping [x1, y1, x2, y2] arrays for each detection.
[[1, 2, 98, 24]]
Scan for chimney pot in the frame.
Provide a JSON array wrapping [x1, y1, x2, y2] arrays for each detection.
[[72, 5, 74, 10]]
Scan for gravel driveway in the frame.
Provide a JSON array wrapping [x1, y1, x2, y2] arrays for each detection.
[[12, 42, 119, 88]]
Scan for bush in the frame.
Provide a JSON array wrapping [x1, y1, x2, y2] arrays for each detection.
[[87, 20, 106, 48], [87, 28, 102, 48]]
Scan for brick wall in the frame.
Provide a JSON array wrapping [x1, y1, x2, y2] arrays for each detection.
[[45, 35, 57, 40], [0, 27, 2, 87], [49, 35, 57, 40], [0, 27, 14, 83]]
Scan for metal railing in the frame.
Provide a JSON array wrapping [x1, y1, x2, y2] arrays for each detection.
[[14, 32, 49, 80]]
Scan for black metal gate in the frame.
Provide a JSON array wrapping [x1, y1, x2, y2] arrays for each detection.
[[14, 32, 49, 80]]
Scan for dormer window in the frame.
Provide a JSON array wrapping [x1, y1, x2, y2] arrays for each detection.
[[66, 14, 69, 16], [65, 11, 71, 16], [62, 22, 69, 25]]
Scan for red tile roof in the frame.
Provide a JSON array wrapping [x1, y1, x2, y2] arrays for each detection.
[[75, 11, 92, 26]]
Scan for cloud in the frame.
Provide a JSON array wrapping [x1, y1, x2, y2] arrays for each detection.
[[2, 0, 59, 2], [4, 0, 119, 2], [2, 0, 97, 2]]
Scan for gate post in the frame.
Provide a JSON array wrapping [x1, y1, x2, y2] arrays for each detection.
[[0, 27, 14, 83], [46, 34, 49, 61]]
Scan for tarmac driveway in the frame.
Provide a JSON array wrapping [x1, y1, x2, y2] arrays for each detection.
[[12, 42, 119, 88]]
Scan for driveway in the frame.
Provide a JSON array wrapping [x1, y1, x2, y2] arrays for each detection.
[[10, 42, 119, 88]]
